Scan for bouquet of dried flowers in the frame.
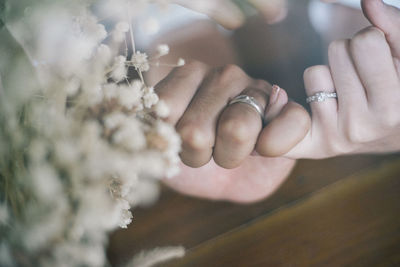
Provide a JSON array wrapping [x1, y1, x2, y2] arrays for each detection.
[[0, 0, 184, 266]]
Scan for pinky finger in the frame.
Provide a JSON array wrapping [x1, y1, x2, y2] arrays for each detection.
[[256, 89, 311, 157]]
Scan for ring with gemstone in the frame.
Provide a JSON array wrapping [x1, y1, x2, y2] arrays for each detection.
[[228, 95, 265, 123], [306, 91, 337, 103]]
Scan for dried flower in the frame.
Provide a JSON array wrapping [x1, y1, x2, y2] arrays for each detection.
[[130, 51, 150, 72], [0, 0, 185, 266], [142, 17, 160, 35], [111, 55, 128, 82], [177, 58, 186, 66], [156, 44, 170, 56]]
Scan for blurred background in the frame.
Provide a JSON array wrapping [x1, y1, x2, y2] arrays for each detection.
[[140, 0, 370, 106]]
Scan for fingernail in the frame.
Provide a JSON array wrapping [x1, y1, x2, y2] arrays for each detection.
[[265, 85, 287, 123], [269, 85, 281, 105]]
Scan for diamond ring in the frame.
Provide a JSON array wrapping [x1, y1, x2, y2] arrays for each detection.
[[228, 95, 265, 123], [306, 91, 337, 103]]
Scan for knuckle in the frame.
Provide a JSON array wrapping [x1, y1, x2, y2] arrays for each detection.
[[325, 134, 354, 156], [343, 121, 372, 144], [183, 60, 208, 72], [176, 60, 208, 80], [213, 156, 240, 170], [345, 126, 364, 144], [378, 107, 400, 128], [177, 122, 211, 151], [180, 153, 209, 168], [218, 117, 250, 145], [350, 27, 385, 52], [218, 64, 247, 85]]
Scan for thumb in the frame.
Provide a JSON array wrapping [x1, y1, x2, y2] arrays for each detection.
[[172, 0, 245, 30], [256, 86, 311, 158], [361, 0, 400, 58], [248, 0, 288, 24]]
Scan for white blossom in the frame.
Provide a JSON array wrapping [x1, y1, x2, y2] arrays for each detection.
[[118, 84, 143, 110], [142, 17, 160, 35], [116, 21, 130, 33], [31, 164, 63, 202], [112, 118, 147, 151], [127, 246, 185, 267], [65, 77, 81, 96], [104, 112, 128, 129], [0, 0, 183, 266], [84, 85, 104, 106], [156, 44, 170, 56], [177, 58, 185, 66], [111, 56, 128, 82], [143, 87, 159, 108], [96, 44, 112, 65], [102, 83, 118, 100], [154, 100, 170, 118], [130, 51, 150, 72], [116, 198, 133, 228]]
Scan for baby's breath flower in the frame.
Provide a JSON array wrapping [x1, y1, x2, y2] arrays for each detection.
[[31, 164, 63, 202], [143, 86, 159, 108], [115, 21, 130, 33], [154, 100, 170, 118], [118, 84, 143, 110], [116, 199, 133, 228], [177, 58, 185, 66], [1, 0, 183, 265], [142, 17, 160, 35], [130, 51, 150, 72], [104, 112, 127, 129], [156, 44, 170, 56], [96, 44, 112, 65], [110, 56, 128, 82], [65, 77, 81, 96], [102, 83, 118, 100], [112, 118, 147, 151], [112, 29, 126, 43]]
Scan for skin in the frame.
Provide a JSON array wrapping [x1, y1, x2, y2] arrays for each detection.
[[262, 0, 400, 159], [173, 0, 287, 29], [160, 0, 400, 203], [156, 62, 308, 203]]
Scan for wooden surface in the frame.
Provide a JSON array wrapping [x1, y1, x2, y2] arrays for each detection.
[[107, 154, 400, 266]]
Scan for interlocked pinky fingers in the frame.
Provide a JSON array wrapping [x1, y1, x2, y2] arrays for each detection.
[[256, 101, 311, 157]]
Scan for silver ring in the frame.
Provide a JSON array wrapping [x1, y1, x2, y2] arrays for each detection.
[[306, 91, 337, 103], [228, 95, 265, 122]]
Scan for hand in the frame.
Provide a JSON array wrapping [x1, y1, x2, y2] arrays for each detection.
[[256, 0, 400, 159], [171, 0, 287, 29], [156, 62, 309, 202]]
